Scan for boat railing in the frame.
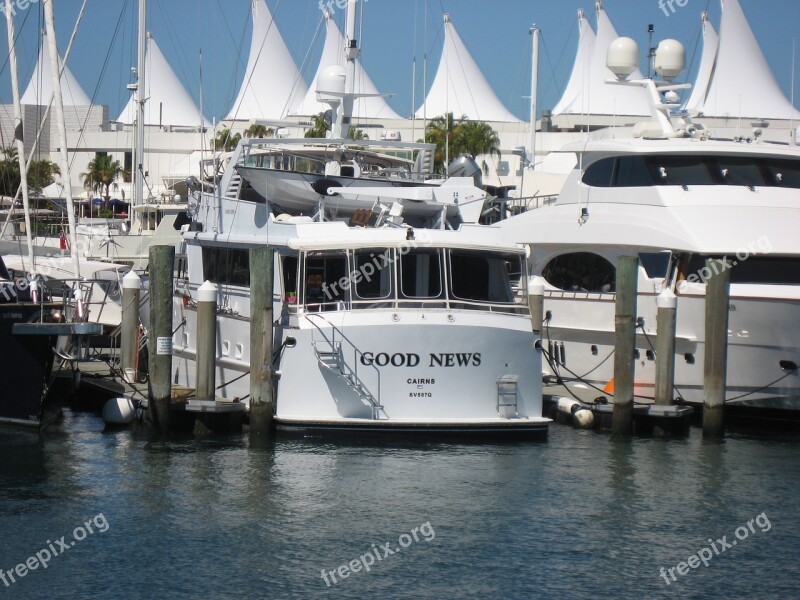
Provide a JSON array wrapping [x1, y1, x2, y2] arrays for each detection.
[[301, 296, 529, 315], [304, 312, 384, 419]]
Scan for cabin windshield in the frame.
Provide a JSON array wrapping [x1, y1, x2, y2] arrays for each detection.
[[296, 247, 527, 314], [582, 155, 800, 189]]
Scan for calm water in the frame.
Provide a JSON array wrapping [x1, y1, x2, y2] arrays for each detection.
[[1, 410, 799, 599]]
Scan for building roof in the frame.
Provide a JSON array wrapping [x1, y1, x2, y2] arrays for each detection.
[[415, 14, 520, 123], [551, 2, 650, 117], [225, 0, 308, 121], [117, 33, 209, 127], [20, 31, 92, 106], [690, 0, 800, 120], [291, 11, 400, 120], [684, 12, 719, 114]]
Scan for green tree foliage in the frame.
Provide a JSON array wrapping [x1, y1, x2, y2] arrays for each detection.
[[214, 127, 241, 151], [425, 113, 501, 173], [0, 147, 61, 197], [304, 112, 367, 140], [244, 123, 275, 138], [81, 154, 123, 203]]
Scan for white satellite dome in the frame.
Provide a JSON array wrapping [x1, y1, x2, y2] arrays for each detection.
[[316, 65, 346, 100], [655, 39, 685, 81], [606, 37, 640, 78]]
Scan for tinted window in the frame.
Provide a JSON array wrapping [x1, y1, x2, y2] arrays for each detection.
[[715, 157, 768, 187], [400, 250, 443, 298], [305, 252, 347, 307], [762, 159, 800, 188], [616, 156, 654, 187], [449, 251, 516, 303], [353, 249, 393, 299], [639, 252, 672, 279], [582, 158, 615, 187], [542, 252, 616, 293], [686, 255, 800, 286], [202, 247, 250, 286], [649, 156, 716, 186]]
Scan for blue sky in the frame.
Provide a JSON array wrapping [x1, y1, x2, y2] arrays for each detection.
[[1, 0, 798, 122]]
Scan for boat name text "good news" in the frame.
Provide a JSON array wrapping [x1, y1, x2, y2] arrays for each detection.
[[359, 352, 482, 367]]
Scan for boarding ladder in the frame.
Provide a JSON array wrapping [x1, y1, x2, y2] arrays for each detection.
[[309, 327, 384, 420], [220, 143, 248, 199], [496, 375, 520, 418]]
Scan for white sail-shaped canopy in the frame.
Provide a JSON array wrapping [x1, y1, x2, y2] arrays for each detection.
[[691, 0, 800, 120], [552, 10, 595, 116], [415, 14, 520, 122], [684, 12, 719, 114], [552, 2, 650, 117], [20, 30, 91, 106], [292, 11, 401, 119], [225, 0, 308, 121], [117, 33, 209, 127]]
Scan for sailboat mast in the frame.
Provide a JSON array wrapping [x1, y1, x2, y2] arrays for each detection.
[[529, 24, 540, 168], [4, 2, 36, 274], [134, 0, 147, 214], [42, 0, 81, 286], [338, 0, 360, 139]]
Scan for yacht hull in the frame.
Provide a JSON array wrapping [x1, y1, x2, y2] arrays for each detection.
[[172, 303, 548, 437], [0, 303, 60, 428]]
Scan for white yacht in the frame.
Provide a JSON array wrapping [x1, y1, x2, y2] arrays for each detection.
[[170, 0, 548, 438], [499, 35, 800, 418]]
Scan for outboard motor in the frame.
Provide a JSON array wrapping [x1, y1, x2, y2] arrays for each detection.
[[447, 154, 483, 189]]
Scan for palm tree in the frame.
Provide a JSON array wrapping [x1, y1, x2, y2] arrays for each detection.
[[304, 112, 330, 138], [348, 127, 368, 141], [303, 111, 366, 140], [214, 127, 241, 151], [26, 158, 60, 195], [0, 147, 61, 197], [81, 154, 122, 206], [0, 147, 21, 198], [425, 113, 501, 173], [425, 113, 466, 173], [457, 120, 501, 162], [244, 123, 274, 138]]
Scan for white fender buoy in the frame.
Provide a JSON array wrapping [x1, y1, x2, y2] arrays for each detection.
[[102, 397, 136, 426], [556, 396, 595, 429]]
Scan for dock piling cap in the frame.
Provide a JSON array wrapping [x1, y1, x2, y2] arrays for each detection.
[[528, 276, 545, 296], [198, 280, 218, 303], [122, 270, 142, 289], [656, 288, 677, 309]]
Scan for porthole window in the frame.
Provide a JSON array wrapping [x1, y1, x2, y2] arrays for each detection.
[[542, 253, 616, 293]]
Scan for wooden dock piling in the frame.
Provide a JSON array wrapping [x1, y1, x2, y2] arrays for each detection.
[[121, 271, 141, 383], [249, 247, 275, 437], [612, 256, 639, 436], [703, 258, 731, 438], [195, 281, 218, 401], [655, 289, 677, 406], [148, 245, 175, 433]]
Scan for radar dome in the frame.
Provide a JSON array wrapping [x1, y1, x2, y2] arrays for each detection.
[[606, 37, 640, 78], [654, 39, 685, 80], [317, 65, 346, 97]]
